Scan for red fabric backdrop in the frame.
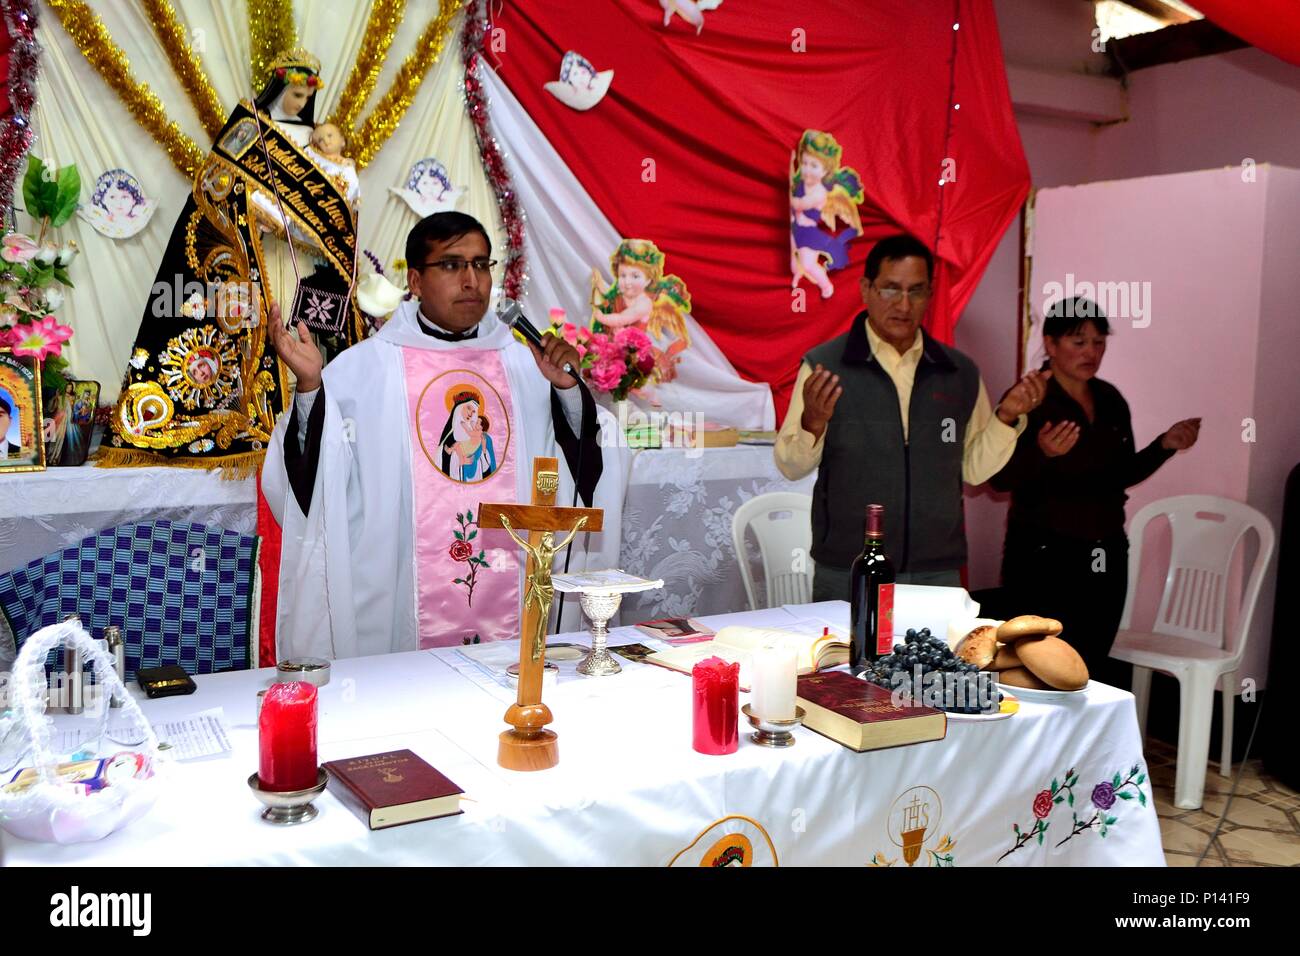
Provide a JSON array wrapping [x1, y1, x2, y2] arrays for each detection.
[[495, 1, 1029, 416], [1194, 0, 1300, 69]]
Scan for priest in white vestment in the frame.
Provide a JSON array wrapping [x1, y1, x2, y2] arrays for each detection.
[[263, 212, 623, 659]]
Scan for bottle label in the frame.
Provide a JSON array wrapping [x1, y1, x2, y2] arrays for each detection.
[[875, 583, 895, 656]]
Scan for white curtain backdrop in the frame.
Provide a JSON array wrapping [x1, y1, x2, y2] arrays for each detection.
[[479, 64, 775, 431], [22, 0, 500, 402]]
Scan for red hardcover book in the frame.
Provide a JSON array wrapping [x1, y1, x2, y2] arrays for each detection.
[[323, 749, 464, 830], [796, 672, 946, 752]]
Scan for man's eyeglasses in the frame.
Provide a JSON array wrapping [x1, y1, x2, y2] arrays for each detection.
[[420, 258, 498, 275], [871, 283, 931, 305]]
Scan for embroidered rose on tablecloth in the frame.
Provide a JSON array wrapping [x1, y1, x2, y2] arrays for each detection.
[[1032, 790, 1054, 819], [449, 539, 473, 562], [1091, 782, 1117, 811]]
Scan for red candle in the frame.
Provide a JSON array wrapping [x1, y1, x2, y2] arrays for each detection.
[[258, 681, 318, 791], [692, 656, 739, 755]]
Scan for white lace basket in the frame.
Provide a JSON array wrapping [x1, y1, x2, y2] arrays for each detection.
[[0, 620, 164, 844]]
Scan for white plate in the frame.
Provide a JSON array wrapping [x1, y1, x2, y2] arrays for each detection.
[[997, 681, 1089, 702]]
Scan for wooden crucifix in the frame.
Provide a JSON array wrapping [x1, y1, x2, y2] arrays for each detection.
[[479, 456, 603, 772]]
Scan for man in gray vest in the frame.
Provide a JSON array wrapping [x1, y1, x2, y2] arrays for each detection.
[[775, 234, 1049, 601]]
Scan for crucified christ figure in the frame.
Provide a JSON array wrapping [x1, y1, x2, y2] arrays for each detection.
[[499, 515, 589, 662]]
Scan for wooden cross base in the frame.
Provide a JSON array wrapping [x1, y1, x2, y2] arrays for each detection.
[[480, 457, 603, 773], [499, 703, 558, 772]]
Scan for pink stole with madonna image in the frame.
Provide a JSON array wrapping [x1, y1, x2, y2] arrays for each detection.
[[401, 345, 521, 648]]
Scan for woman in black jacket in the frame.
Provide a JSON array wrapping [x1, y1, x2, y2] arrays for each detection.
[[988, 297, 1200, 688]]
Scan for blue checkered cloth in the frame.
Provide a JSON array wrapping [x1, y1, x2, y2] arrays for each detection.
[[0, 520, 257, 678]]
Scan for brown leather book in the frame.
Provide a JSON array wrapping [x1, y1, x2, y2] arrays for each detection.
[[796, 672, 947, 752], [323, 749, 464, 830]]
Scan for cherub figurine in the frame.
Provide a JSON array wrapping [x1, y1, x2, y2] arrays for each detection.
[[790, 129, 864, 299], [660, 0, 723, 34], [500, 515, 589, 662], [590, 239, 692, 400]]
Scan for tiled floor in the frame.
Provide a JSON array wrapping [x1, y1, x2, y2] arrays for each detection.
[[1146, 738, 1300, 867]]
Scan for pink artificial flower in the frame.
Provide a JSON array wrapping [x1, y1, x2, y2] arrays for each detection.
[[1, 233, 38, 264], [548, 307, 567, 326], [613, 325, 653, 353], [559, 322, 579, 346], [636, 349, 656, 376], [590, 359, 625, 392], [8, 315, 73, 361]]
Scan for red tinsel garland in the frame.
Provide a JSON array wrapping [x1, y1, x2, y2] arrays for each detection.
[[461, 0, 526, 300], [0, 0, 39, 225]]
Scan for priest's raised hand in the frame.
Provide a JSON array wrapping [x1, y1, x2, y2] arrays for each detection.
[[267, 302, 324, 393]]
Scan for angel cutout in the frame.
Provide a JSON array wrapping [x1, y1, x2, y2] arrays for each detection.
[[77, 169, 157, 239], [590, 239, 692, 405], [544, 51, 613, 111], [389, 158, 464, 218], [790, 130, 864, 299], [660, 0, 723, 34]]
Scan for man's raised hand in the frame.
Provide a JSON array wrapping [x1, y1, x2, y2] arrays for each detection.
[[267, 303, 323, 393], [800, 363, 842, 439]]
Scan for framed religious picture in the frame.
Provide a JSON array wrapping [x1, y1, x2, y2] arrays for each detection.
[[0, 349, 45, 474], [45, 378, 99, 467]]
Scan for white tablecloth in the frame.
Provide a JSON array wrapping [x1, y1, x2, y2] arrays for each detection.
[[2, 446, 814, 624], [1, 603, 1164, 867]]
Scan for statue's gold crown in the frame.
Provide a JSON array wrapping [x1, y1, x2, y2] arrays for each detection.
[[268, 47, 321, 76]]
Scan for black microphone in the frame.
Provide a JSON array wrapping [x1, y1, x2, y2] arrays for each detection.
[[496, 298, 576, 377]]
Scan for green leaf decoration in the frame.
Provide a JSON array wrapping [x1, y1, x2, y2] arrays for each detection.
[[1136, 773, 1146, 785], [467, 530, 476, 540], [1068, 793, 1074, 806], [1051, 778, 1059, 794], [452, 578, 464, 585], [1138, 792, 1147, 806], [454, 530, 464, 540], [51, 165, 80, 227], [1131, 763, 1140, 776], [52, 267, 74, 287], [465, 509, 473, 522], [1054, 795, 1064, 804], [1106, 815, 1117, 825], [21, 155, 44, 215], [1012, 823, 1020, 834], [1037, 830, 1044, 845], [1112, 772, 1122, 788], [1117, 791, 1133, 800]]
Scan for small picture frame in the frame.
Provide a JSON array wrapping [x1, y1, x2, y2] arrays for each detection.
[[45, 378, 99, 467], [0, 349, 46, 474]]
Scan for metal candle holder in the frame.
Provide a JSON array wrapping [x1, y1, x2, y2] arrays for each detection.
[[576, 590, 624, 677], [247, 768, 328, 825], [741, 704, 807, 748]]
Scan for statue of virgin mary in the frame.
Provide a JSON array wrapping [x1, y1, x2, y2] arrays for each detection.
[[103, 48, 362, 473]]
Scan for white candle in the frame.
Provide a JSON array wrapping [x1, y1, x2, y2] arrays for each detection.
[[751, 644, 798, 720]]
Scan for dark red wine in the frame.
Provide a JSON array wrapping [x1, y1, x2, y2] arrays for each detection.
[[850, 504, 896, 674]]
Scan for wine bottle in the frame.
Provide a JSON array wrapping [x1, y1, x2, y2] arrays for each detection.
[[850, 504, 896, 674]]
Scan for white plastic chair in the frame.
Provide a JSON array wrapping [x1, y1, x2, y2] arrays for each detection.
[[732, 493, 814, 611], [1110, 496, 1275, 810]]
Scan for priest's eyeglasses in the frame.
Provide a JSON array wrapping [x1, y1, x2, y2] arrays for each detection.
[[421, 258, 498, 275]]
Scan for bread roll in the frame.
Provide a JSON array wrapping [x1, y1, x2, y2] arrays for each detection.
[[996, 615, 1064, 643], [996, 666, 1052, 690], [956, 626, 997, 668], [989, 643, 1022, 671], [1016, 635, 1089, 690]]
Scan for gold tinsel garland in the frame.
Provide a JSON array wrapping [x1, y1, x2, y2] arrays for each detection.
[[140, 0, 226, 141], [45, 0, 204, 179], [327, 0, 406, 140], [248, 0, 297, 88], [351, 0, 467, 170]]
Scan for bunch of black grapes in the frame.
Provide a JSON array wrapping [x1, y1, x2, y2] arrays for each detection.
[[860, 628, 1001, 715]]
